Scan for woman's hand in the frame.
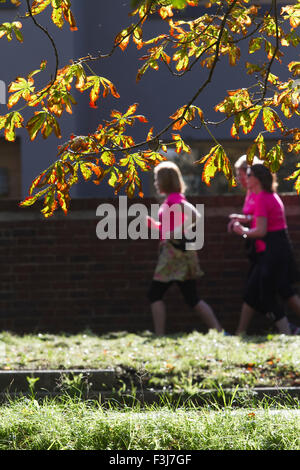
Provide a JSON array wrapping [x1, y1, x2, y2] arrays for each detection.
[[146, 215, 160, 231], [227, 219, 236, 233], [228, 213, 251, 233], [232, 221, 246, 236]]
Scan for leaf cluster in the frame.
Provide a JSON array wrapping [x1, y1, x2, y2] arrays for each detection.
[[0, 0, 299, 216]]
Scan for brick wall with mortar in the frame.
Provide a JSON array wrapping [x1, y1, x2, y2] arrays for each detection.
[[0, 195, 299, 335]]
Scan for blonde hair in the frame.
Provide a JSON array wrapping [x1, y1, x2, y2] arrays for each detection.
[[154, 161, 186, 194], [234, 154, 263, 171]]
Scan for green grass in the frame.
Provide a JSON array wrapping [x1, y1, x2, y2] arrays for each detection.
[[0, 330, 300, 391], [0, 330, 300, 450], [0, 395, 299, 450]]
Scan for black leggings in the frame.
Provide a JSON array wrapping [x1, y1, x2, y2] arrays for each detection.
[[148, 279, 200, 308], [244, 230, 298, 322]]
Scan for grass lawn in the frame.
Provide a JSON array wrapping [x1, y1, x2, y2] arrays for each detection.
[[0, 330, 300, 450], [0, 329, 300, 391], [0, 396, 299, 450]]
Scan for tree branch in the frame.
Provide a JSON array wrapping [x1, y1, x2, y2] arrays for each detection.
[[25, 0, 59, 85]]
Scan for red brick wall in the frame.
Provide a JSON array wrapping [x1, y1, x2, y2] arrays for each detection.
[[0, 195, 299, 335]]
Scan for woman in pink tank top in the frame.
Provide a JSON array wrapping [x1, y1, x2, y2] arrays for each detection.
[[233, 164, 300, 335], [147, 161, 223, 336], [228, 155, 265, 256]]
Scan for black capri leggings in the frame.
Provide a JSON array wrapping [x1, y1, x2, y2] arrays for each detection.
[[244, 230, 298, 322], [148, 279, 200, 308]]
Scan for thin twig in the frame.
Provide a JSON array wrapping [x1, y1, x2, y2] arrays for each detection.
[[73, 0, 156, 65], [25, 0, 59, 85], [64, 0, 240, 158]]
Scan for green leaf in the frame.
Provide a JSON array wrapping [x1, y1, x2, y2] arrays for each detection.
[[4, 111, 23, 141], [30, 0, 51, 15], [26, 112, 46, 141], [265, 143, 284, 172], [248, 133, 266, 161], [80, 162, 93, 181], [249, 37, 263, 54], [26, 111, 61, 140], [262, 107, 284, 132], [197, 144, 236, 187], [100, 151, 115, 166]]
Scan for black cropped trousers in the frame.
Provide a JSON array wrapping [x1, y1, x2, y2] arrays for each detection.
[[244, 230, 299, 322], [148, 279, 200, 308]]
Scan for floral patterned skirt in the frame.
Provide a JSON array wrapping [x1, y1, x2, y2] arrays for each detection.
[[153, 240, 204, 282]]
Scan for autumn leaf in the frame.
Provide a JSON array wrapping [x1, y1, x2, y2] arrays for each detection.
[[4, 0, 300, 218], [7, 77, 35, 108], [196, 144, 236, 187], [262, 107, 284, 132], [170, 105, 203, 130], [288, 61, 300, 77], [26, 111, 61, 140], [249, 37, 263, 54], [0, 21, 23, 42], [132, 25, 143, 49], [285, 164, 300, 194], [115, 26, 133, 51], [28, 168, 52, 195], [231, 106, 262, 139], [100, 77, 120, 99], [101, 151, 115, 166], [84, 76, 101, 109], [80, 162, 93, 181], [2, 111, 23, 141], [246, 133, 266, 162], [228, 45, 240, 66], [171, 133, 191, 154], [41, 188, 58, 218], [159, 6, 173, 19], [265, 142, 285, 172], [281, 4, 300, 29], [30, 0, 77, 31], [26, 112, 47, 140], [30, 0, 51, 16]]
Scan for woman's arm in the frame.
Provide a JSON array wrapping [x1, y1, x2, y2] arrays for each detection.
[[146, 215, 161, 232], [229, 213, 253, 224], [233, 216, 267, 239], [228, 213, 252, 233], [227, 214, 253, 232]]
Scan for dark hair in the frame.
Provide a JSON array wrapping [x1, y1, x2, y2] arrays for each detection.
[[250, 164, 278, 193]]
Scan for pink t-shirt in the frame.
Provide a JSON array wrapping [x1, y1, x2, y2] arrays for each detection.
[[158, 193, 186, 240], [243, 191, 257, 216], [243, 191, 266, 253], [252, 191, 287, 253], [254, 191, 287, 232]]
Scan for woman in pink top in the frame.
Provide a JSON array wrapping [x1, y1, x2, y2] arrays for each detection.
[[147, 161, 223, 336], [233, 164, 300, 335], [228, 154, 265, 257]]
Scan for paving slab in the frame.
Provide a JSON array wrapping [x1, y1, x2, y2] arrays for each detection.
[[0, 369, 299, 405], [0, 369, 118, 393]]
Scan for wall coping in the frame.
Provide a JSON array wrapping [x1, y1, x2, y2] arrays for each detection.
[[0, 194, 298, 221]]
